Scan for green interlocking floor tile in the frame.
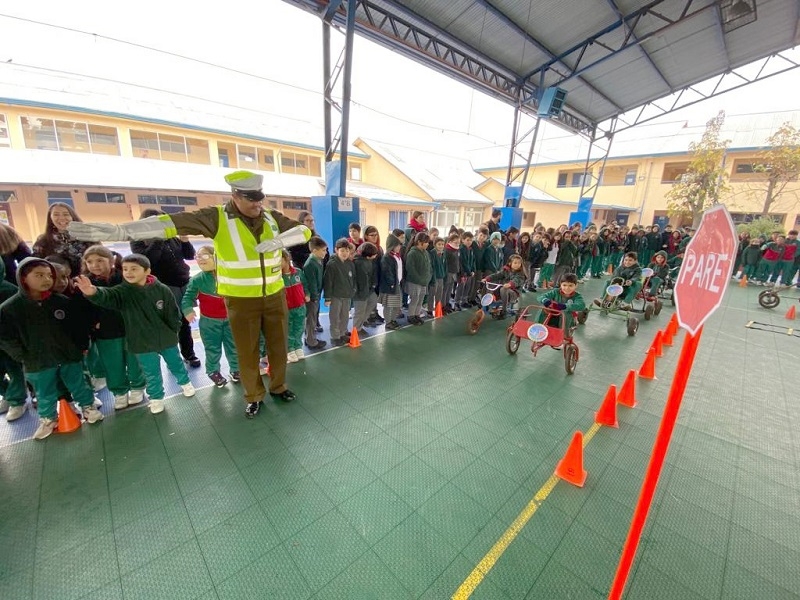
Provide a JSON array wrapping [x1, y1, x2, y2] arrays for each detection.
[[380, 454, 447, 509], [184, 471, 258, 534], [417, 482, 493, 552], [170, 446, 237, 497], [315, 549, 413, 600], [239, 448, 308, 501], [350, 432, 412, 475], [666, 467, 734, 520], [160, 424, 225, 461], [121, 539, 213, 600], [439, 390, 487, 419], [654, 493, 730, 552], [641, 523, 726, 600], [261, 475, 335, 541], [444, 419, 501, 455], [113, 499, 194, 575], [524, 561, 605, 599], [593, 463, 650, 511], [469, 576, 513, 600], [197, 504, 281, 585], [416, 553, 474, 600], [104, 444, 171, 492], [551, 520, 619, 593], [575, 491, 635, 547], [453, 458, 521, 514], [216, 545, 312, 600], [79, 577, 124, 600], [721, 562, 800, 600], [728, 524, 800, 593], [415, 436, 477, 480], [465, 405, 518, 437], [387, 388, 439, 416], [731, 493, 800, 552], [308, 451, 378, 505], [35, 488, 112, 559], [337, 478, 414, 545], [109, 466, 183, 528], [383, 414, 442, 453], [480, 437, 545, 484], [372, 513, 461, 598], [33, 531, 119, 600], [482, 531, 549, 600], [301, 396, 359, 428], [284, 508, 370, 592], [0, 567, 32, 600], [286, 428, 350, 472], [359, 400, 413, 431], [626, 560, 708, 600], [220, 425, 288, 471], [323, 413, 384, 451], [415, 403, 467, 434]]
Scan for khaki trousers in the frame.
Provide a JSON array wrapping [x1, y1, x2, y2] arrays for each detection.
[[225, 291, 288, 403]]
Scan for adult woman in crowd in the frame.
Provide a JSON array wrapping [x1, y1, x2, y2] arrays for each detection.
[[0, 223, 32, 285], [32, 203, 91, 274], [289, 211, 317, 269], [130, 208, 201, 368]]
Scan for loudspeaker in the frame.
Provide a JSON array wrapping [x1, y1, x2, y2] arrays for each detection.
[[538, 87, 568, 118]]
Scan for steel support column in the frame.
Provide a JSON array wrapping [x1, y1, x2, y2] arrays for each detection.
[[577, 117, 618, 210]]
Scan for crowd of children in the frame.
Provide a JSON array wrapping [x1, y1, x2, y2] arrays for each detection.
[[0, 214, 717, 441], [733, 230, 800, 287]]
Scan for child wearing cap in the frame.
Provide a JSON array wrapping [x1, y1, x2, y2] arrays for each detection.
[[484, 232, 505, 276], [75, 254, 195, 414], [0, 257, 103, 439], [181, 246, 240, 388]]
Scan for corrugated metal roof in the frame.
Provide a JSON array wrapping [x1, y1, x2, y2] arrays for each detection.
[[346, 181, 439, 207], [356, 138, 492, 204]]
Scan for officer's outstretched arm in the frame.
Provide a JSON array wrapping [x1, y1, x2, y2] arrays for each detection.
[[68, 215, 178, 242], [254, 225, 312, 254]]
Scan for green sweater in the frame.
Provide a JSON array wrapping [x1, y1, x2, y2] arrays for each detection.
[[88, 276, 182, 354], [303, 255, 324, 301], [405, 246, 432, 286]]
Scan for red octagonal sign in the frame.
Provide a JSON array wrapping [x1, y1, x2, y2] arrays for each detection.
[[673, 205, 738, 335]]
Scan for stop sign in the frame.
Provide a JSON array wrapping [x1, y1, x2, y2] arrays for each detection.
[[673, 205, 738, 335]]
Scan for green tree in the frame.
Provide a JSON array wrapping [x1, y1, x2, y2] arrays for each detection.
[[753, 122, 800, 216], [736, 217, 784, 240], [666, 111, 730, 227]]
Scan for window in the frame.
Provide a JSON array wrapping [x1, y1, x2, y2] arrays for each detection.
[[158, 133, 187, 162], [218, 142, 236, 167], [88, 124, 120, 155], [21, 117, 58, 150], [282, 200, 309, 211], [624, 169, 637, 186], [735, 162, 755, 174], [186, 137, 210, 165], [47, 190, 73, 207], [359, 208, 367, 226], [281, 151, 322, 176], [349, 163, 362, 181], [730, 159, 768, 181], [661, 162, 690, 183], [523, 211, 537, 227], [130, 130, 208, 163], [557, 173, 568, 188], [87, 192, 126, 204], [0, 191, 16, 202], [432, 207, 458, 230], [259, 149, 275, 172], [130, 130, 160, 158], [0, 114, 9, 147], [571, 172, 587, 187], [599, 165, 638, 186], [237, 145, 257, 165], [730, 212, 785, 225], [161, 206, 186, 215], [137, 194, 196, 206], [389, 210, 409, 231], [462, 208, 483, 228], [557, 169, 589, 187], [55, 120, 90, 153]]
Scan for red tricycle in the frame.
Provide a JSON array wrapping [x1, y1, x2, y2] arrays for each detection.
[[506, 304, 580, 374]]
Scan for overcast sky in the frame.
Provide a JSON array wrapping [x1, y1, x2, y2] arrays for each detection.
[[1, 0, 798, 166]]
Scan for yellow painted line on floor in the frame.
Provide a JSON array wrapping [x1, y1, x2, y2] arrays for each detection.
[[452, 422, 602, 599]]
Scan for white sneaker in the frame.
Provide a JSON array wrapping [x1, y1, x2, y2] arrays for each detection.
[[128, 389, 145, 405], [294, 348, 305, 360], [287, 351, 299, 363], [92, 377, 107, 392], [149, 399, 165, 414], [33, 418, 57, 440], [93, 395, 103, 408], [114, 393, 129, 410], [82, 405, 104, 424], [0, 397, 8, 413], [6, 403, 28, 421], [181, 383, 195, 397]]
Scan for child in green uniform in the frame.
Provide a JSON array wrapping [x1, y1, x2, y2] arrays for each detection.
[[484, 253, 526, 319], [594, 252, 643, 310], [75, 254, 195, 415], [0, 259, 28, 422], [739, 238, 763, 282], [646, 250, 670, 295], [537, 273, 586, 329], [182, 246, 240, 387], [282, 250, 309, 361], [303, 237, 327, 350], [0, 257, 103, 439], [83, 245, 147, 409]]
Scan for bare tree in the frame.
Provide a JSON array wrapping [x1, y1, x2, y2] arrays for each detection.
[[666, 111, 730, 227], [754, 122, 800, 216]]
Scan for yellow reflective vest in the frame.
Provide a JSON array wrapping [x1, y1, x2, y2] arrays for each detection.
[[213, 206, 283, 297]]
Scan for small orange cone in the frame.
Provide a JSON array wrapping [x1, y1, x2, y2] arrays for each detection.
[[594, 385, 619, 428], [56, 398, 82, 434], [348, 327, 361, 348], [666, 313, 679, 336], [650, 330, 664, 357], [618, 370, 637, 408], [638, 347, 657, 380], [786, 305, 796, 320], [434, 302, 444, 319], [662, 325, 674, 347], [555, 431, 587, 487], [739, 275, 748, 287]]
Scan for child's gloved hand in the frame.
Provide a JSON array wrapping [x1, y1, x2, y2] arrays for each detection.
[[555, 302, 567, 310], [542, 299, 552, 307]]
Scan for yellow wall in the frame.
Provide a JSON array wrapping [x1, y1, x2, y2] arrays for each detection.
[[355, 140, 431, 200]]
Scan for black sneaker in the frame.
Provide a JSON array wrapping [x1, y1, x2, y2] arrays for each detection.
[[270, 389, 296, 403], [186, 357, 202, 369], [314, 326, 323, 333], [307, 340, 327, 350], [386, 320, 401, 330], [245, 402, 260, 418], [209, 371, 228, 387], [229, 371, 241, 383]]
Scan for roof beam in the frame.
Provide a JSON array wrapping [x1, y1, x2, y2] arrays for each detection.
[[475, 0, 623, 113]]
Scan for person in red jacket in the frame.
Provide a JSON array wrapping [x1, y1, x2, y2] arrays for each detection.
[[282, 251, 309, 362]]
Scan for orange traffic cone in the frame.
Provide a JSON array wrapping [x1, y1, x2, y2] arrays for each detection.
[[638, 347, 657, 380], [786, 305, 796, 320], [662, 325, 674, 347], [594, 385, 619, 428], [650, 330, 664, 358], [56, 398, 81, 434], [618, 370, 637, 408], [434, 302, 444, 319], [348, 327, 361, 348], [738, 275, 748, 287], [666, 313, 679, 336], [555, 431, 588, 487]]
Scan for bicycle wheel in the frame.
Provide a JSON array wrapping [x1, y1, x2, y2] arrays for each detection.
[[564, 343, 578, 374], [506, 331, 521, 354]]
